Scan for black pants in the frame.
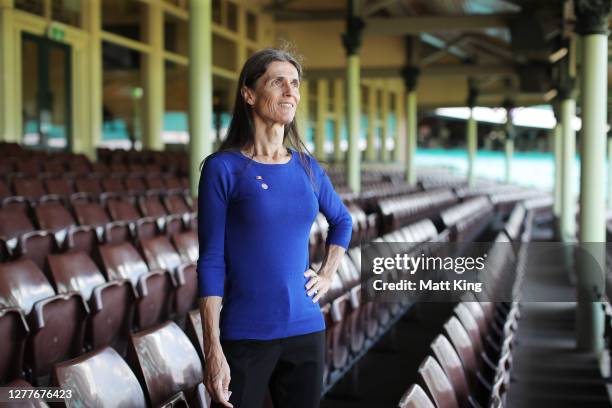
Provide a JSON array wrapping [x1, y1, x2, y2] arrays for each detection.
[[211, 330, 325, 408]]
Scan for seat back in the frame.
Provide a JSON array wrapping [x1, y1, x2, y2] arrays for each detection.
[[13, 178, 45, 200], [35, 202, 76, 234], [444, 316, 479, 378], [73, 202, 110, 227], [98, 242, 150, 286], [398, 384, 436, 408], [0, 259, 55, 314], [47, 252, 106, 301], [418, 356, 459, 408], [0, 307, 29, 384], [431, 334, 470, 407], [44, 178, 74, 197], [0, 208, 34, 240], [164, 194, 190, 215], [139, 195, 167, 218], [454, 303, 483, 352], [74, 178, 102, 195], [54, 346, 146, 408], [128, 321, 204, 407], [107, 199, 141, 222], [171, 231, 198, 264], [141, 236, 183, 273]]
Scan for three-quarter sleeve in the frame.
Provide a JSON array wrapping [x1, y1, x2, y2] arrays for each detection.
[[196, 156, 231, 297], [311, 158, 353, 250]]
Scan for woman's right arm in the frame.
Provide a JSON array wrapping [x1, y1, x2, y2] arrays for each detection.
[[196, 156, 233, 407], [200, 296, 232, 407]]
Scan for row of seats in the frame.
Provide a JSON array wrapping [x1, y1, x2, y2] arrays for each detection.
[[4, 320, 210, 407], [398, 202, 534, 408], [318, 218, 447, 387], [0, 195, 196, 268], [0, 175, 191, 209], [440, 197, 495, 242], [0, 231, 199, 385]]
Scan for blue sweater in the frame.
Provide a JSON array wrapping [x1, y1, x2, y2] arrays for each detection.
[[197, 149, 353, 340]]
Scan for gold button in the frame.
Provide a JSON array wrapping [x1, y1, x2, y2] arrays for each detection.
[[261, 183, 269, 190]]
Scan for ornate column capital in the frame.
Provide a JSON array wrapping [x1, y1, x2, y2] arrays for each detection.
[[574, 0, 612, 35]]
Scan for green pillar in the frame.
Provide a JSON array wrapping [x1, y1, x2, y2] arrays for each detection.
[[342, 1, 364, 193], [143, 1, 164, 151], [315, 79, 328, 161], [575, 0, 610, 353], [553, 124, 563, 226], [608, 136, 612, 210], [333, 79, 345, 163], [560, 96, 576, 243], [402, 66, 419, 186], [189, 0, 213, 194], [466, 85, 478, 187], [365, 84, 377, 162]]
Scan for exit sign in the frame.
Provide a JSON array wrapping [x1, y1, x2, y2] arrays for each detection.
[[47, 24, 65, 42]]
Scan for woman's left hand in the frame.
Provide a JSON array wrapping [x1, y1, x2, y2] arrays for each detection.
[[304, 269, 331, 303]]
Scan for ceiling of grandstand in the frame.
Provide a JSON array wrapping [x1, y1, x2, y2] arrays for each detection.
[[258, 0, 611, 109]]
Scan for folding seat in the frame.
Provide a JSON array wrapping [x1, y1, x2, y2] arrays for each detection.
[[34, 201, 96, 253], [398, 384, 436, 408], [336, 255, 364, 354], [107, 199, 158, 241], [164, 176, 184, 194], [67, 158, 90, 176], [98, 241, 173, 330], [140, 235, 197, 318], [431, 335, 473, 408], [43, 178, 77, 203], [90, 162, 109, 175], [444, 316, 488, 392], [127, 321, 210, 407], [172, 230, 198, 264], [0, 259, 88, 382], [139, 195, 184, 235], [53, 347, 147, 407], [109, 162, 128, 175], [100, 177, 125, 195], [47, 251, 136, 350], [186, 309, 204, 361], [125, 176, 147, 196], [74, 177, 102, 197], [14, 159, 40, 177], [0, 307, 29, 384], [13, 178, 60, 205], [144, 174, 165, 194], [163, 193, 192, 221], [72, 201, 130, 244], [418, 356, 460, 408], [41, 161, 65, 177], [0, 207, 55, 270]]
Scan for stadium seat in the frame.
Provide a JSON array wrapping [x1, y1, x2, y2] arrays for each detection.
[[431, 335, 472, 408], [53, 347, 147, 407], [127, 321, 210, 407], [0, 259, 88, 382], [73, 201, 130, 244], [444, 316, 481, 389], [107, 199, 158, 241], [418, 356, 459, 408], [139, 195, 184, 235], [47, 251, 136, 350], [0, 307, 29, 385], [398, 384, 436, 408], [140, 236, 197, 317], [97, 242, 173, 330], [12, 178, 59, 205], [125, 176, 147, 196], [171, 230, 198, 264]]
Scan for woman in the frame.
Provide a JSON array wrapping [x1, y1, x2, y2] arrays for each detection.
[[197, 48, 353, 408]]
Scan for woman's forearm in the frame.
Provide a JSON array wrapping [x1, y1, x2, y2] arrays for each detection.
[[318, 244, 345, 279], [199, 296, 223, 356]]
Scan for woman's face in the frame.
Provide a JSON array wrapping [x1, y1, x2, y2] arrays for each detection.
[[243, 61, 301, 126]]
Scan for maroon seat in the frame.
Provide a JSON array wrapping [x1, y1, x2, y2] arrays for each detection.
[[53, 347, 146, 407], [41, 161, 65, 176], [163, 176, 183, 194], [101, 177, 125, 194], [0, 307, 29, 384], [144, 175, 165, 192], [97, 242, 172, 330], [186, 309, 204, 361], [163, 194, 191, 220], [14, 159, 39, 177], [107, 199, 158, 241], [140, 236, 196, 318], [73, 201, 130, 244], [398, 384, 436, 408], [0, 259, 88, 382], [337, 255, 364, 354], [43, 178, 75, 201], [127, 321, 209, 408], [33, 201, 92, 250], [74, 177, 102, 197], [0, 207, 55, 270], [171, 230, 198, 264], [139, 195, 183, 235], [125, 176, 147, 195], [418, 356, 460, 408], [13, 178, 61, 204], [431, 335, 471, 408], [444, 317, 481, 388], [47, 251, 136, 350]]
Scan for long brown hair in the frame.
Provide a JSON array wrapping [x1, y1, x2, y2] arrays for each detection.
[[200, 48, 316, 188]]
